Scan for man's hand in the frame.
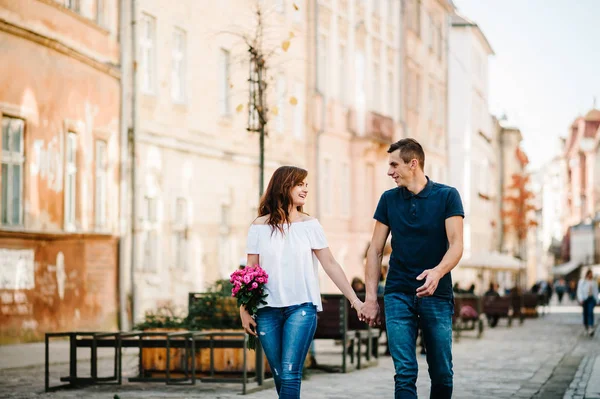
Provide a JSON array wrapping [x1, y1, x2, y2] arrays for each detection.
[[416, 268, 443, 297], [360, 299, 381, 326]]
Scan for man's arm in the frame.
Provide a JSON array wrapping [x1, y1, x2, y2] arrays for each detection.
[[416, 215, 463, 297], [363, 221, 390, 324]]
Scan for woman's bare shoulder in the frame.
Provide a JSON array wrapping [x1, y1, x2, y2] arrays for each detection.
[[299, 214, 317, 223], [252, 215, 269, 225]]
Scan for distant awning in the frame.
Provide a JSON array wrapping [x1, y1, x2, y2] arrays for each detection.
[[551, 260, 581, 276], [459, 251, 525, 271]]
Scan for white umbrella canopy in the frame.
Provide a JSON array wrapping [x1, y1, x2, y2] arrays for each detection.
[[459, 251, 525, 271]]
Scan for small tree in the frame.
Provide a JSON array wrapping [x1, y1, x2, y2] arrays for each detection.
[[502, 173, 538, 260]]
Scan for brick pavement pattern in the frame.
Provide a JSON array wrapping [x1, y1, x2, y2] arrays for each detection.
[[0, 306, 599, 398]]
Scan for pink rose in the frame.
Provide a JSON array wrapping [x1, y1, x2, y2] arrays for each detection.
[[251, 282, 259, 290], [243, 275, 252, 284]]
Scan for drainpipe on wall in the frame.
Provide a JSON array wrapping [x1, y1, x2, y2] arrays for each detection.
[[117, 0, 128, 331], [129, 0, 138, 326]]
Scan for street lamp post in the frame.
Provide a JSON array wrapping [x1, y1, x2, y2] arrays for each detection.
[[247, 44, 268, 198], [246, 40, 268, 386]]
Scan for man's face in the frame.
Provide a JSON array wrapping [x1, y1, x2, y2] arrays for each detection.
[[387, 150, 415, 187]]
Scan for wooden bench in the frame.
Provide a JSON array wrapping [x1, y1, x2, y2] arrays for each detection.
[[453, 294, 484, 341], [483, 296, 514, 327], [313, 294, 358, 373], [522, 293, 543, 318], [45, 330, 260, 394]]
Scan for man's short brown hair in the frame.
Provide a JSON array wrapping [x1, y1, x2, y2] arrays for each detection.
[[387, 138, 425, 170]]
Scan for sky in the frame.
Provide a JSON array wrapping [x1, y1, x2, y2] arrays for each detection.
[[452, 0, 600, 169]]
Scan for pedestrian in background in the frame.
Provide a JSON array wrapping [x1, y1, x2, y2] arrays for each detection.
[[577, 269, 598, 336]]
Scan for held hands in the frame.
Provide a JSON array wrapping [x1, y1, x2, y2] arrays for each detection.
[[240, 306, 257, 337], [359, 298, 381, 327], [416, 268, 443, 297]]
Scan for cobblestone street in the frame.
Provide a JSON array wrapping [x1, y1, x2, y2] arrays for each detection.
[[1, 306, 599, 399]]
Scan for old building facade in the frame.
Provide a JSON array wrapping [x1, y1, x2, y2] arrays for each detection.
[[0, 0, 121, 343], [447, 12, 498, 292], [402, 0, 453, 182], [306, 0, 404, 292], [120, 0, 311, 322]]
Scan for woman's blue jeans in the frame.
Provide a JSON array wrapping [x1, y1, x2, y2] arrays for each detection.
[[385, 292, 454, 399], [583, 297, 597, 327], [255, 303, 317, 399]]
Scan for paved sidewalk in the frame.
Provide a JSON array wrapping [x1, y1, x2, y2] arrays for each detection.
[[0, 306, 599, 398]]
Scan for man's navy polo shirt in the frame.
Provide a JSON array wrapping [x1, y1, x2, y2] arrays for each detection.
[[374, 177, 464, 299]]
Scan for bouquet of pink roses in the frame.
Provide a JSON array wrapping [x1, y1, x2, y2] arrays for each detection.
[[230, 264, 269, 350]]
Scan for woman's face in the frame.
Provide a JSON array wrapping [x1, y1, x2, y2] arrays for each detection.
[[290, 180, 308, 207]]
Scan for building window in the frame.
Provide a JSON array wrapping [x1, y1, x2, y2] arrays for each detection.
[[365, 163, 375, 214], [406, 0, 421, 37], [338, 43, 347, 105], [322, 159, 332, 215], [96, 0, 104, 26], [140, 14, 156, 94], [1, 117, 24, 226], [387, 70, 393, 116], [64, 132, 77, 231], [388, 0, 395, 26], [293, 0, 303, 23], [437, 88, 444, 126], [293, 81, 305, 139], [219, 204, 231, 277], [173, 197, 188, 270], [219, 48, 231, 116], [143, 196, 158, 271], [317, 33, 328, 94], [355, 51, 366, 135], [427, 13, 434, 50], [276, 0, 285, 14], [372, 62, 380, 111], [341, 162, 350, 216], [66, 0, 80, 13], [428, 83, 435, 121], [276, 74, 286, 134], [94, 140, 108, 230], [171, 28, 186, 103]]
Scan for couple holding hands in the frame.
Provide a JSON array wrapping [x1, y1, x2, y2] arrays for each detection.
[[240, 138, 464, 399]]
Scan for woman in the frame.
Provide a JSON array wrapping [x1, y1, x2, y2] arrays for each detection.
[[240, 166, 364, 398], [577, 269, 599, 336]]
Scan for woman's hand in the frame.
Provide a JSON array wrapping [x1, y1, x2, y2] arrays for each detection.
[[353, 299, 365, 320], [240, 306, 257, 336]]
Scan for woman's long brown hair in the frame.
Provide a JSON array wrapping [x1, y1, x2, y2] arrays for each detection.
[[258, 166, 308, 235]]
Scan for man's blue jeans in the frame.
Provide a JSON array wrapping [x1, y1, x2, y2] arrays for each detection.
[[255, 303, 317, 399], [385, 292, 454, 399]]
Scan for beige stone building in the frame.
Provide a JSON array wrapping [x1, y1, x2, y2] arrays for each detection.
[[120, 0, 311, 322], [447, 12, 498, 293], [0, 0, 122, 342], [307, 0, 404, 292], [402, 0, 454, 182]]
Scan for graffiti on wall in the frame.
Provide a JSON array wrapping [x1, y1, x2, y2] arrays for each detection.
[[0, 248, 35, 290]]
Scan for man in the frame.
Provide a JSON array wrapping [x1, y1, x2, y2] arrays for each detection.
[[361, 138, 464, 399]]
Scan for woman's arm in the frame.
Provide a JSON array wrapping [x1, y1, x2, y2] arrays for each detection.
[[314, 247, 362, 309], [239, 254, 260, 336]]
